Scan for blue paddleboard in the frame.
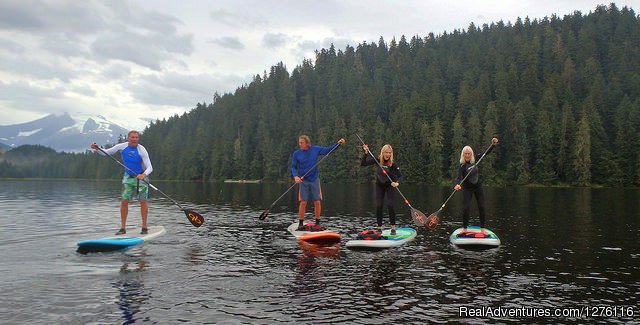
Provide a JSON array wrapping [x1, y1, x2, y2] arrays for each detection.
[[450, 226, 500, 249], [77, 225, 165, 253], [346, 227, 417, 250]]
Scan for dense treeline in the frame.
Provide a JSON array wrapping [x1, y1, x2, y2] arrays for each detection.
[[0, 145, 119, 179], [2, 4, 640, 186]]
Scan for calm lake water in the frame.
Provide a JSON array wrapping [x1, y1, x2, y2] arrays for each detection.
[[0, 179, 638, 324]]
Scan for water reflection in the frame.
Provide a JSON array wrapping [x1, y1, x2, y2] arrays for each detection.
[[183, 245, 206, 266], [293, 242, 341, 294], [115, 254, 149, 324], [445, 251, 499, 302]]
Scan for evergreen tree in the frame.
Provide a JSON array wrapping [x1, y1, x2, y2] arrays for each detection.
[[556, 102, 576, 182], [422, 116, 444, 184], [573, 111, 592, 185], [481, 101, 499, 184], [531, 109, 557, 183], [507, 99, 531, 184], [449, 112, 465, 179]]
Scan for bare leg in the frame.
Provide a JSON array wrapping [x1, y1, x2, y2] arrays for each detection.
[[313, 200, 321, 222], [120, 199, 129, 229], [299, 200, 307, 222], [140, 199, 148, 229]]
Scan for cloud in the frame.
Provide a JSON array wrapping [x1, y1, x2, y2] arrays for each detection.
[[126, 71, 247, 107], [89, 21, 193, 70], [39, 34, 88, 58], [0, 81, 82, 123], [0, 0, 107, 33], [1, 0, 193, 71], [0, 56, 77, 82], [71, 85, 97, 97], [0, 37, 25, 53], [209, 8, 268, 29], [0, 80, 64, 101], [104, 1, 182, 36], [101, 63, 132, 80], [262, 32, 291, 49], [92, 32, 173, 70], [209, 36, 245, 50]]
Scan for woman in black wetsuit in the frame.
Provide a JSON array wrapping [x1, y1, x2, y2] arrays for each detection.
[[361, 144, 401, 235], [454, 137, 499, 233]]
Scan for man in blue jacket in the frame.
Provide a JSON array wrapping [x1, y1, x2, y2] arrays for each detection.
[[291, 135, 345, 230]]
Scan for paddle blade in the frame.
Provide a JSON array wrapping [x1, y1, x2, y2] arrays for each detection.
[[259, 209, 270, 221], [183, 209, 205, 227], [411, 208, 427, 227], [424, 210, 440, 229]]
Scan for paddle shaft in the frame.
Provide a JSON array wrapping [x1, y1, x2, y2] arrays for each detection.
[[96, 146, 186, 210], [265, 141, 342, 211], [355, 133, 412, 207], [438, 142, 495, 211]]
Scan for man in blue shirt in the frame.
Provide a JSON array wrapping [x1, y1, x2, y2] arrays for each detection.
[[291, 135, 345, 230], [91, 130, 153, 235]]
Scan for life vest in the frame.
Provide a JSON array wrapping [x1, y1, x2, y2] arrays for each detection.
[[357, 229, 385, 240], [457, 231, 490, 238]]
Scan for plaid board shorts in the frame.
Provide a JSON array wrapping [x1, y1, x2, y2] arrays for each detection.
[[121, 175, 150, 200]]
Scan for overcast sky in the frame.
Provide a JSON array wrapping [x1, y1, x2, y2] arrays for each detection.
[[1, 0, 638, 130]]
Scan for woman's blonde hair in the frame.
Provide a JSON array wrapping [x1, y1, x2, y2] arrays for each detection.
[[459, 146, 475, 164], [379, 144, 394, 167]]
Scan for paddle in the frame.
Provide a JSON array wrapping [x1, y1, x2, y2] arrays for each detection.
[[259, 140, 343, 220], [423, 141, 496, 229], [354, 133, 428, 227], [95, 146, 205, 227]]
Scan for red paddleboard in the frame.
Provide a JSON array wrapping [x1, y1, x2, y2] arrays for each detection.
[[287, 222, 341, 244]]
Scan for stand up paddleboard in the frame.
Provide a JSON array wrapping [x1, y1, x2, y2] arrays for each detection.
[[287, 222, 341, 244], [77, 225, 166, 253], [450, 226, 500, 249], [346, 227, 417, 250]]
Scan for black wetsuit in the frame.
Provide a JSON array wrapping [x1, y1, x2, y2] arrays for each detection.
[[361, 154, 402, 227], [455, 145, 495, 228]]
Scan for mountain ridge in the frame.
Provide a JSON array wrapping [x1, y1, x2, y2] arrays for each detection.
[[0, 113, 131, 152]]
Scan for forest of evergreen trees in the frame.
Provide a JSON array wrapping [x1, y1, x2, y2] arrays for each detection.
[[2, 4, 639, 187]]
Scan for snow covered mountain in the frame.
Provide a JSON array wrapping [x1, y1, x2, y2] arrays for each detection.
[[0, 113, 133, 152]]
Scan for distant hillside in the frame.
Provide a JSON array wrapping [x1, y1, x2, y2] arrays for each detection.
[[0, 145, 58, 178], [0, 144, 118, 179], [2, 144, 57, 161]]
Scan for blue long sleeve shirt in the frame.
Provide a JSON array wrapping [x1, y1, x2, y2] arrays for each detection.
[[101, 142, 153, 177], [290, 143, 339, 181]]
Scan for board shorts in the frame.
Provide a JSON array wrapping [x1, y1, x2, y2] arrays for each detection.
[[298, 178, 322, 202], [121, 175, 150, 200]]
